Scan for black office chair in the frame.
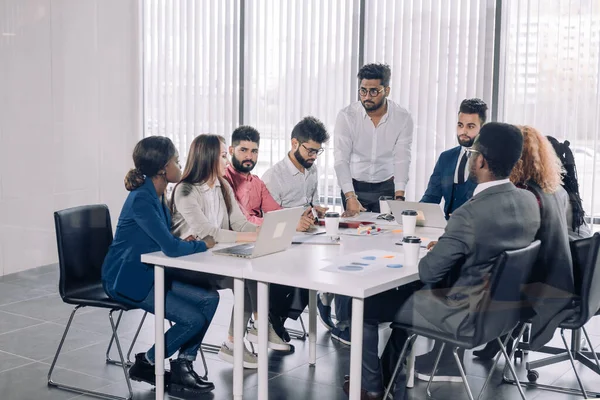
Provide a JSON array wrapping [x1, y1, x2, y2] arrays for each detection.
[[384, 240, 541, 400], [49, 204, 134, 400], [502, 233, 600, 398]]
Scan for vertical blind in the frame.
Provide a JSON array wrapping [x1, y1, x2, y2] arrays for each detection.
[[143, 0, 240, 160], [142, 0, 598, 220], [499, 0, 600, 221], [243, 0, 359, 207], [363, 0, 497, 200]]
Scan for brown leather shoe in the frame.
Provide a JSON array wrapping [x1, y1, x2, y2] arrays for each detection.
[[342, 380, 383, 400]]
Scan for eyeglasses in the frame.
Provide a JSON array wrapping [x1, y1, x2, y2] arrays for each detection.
[[301, 143, 325, 156], [358, 87, 385, 97]]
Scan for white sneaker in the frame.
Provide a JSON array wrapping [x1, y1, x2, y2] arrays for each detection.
[[247, 321, 291, 351], [217, 341, 258, 369]]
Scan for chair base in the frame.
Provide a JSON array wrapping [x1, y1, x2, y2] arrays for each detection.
[[383, 334, 526, 400], [49, 306, 133, 400], [502, 326, 600, 398]]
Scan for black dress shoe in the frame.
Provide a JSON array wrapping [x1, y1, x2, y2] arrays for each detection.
[[342, 380, 383, 400], [129, 353, 171, 387], [169, 358, 215, 394], [472, 336, 514, 360]]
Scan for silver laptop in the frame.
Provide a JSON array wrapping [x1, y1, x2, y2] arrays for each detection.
[[387, 200, 447, 229], [213, 207, 304, 259]]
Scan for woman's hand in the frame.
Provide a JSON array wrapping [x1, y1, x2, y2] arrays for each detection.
[[201, 235, 216, 249]]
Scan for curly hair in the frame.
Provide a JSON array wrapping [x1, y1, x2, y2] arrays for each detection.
[[509, 125, 564, 193]]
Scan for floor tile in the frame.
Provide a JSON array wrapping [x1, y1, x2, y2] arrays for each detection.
[[0, 293, 92, 322], [0, 309, 45, 335], [0, 322, 106, 361], [0, 281, 53, 307]]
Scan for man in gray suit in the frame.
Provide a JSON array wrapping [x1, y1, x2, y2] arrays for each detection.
[[344, 122, 541, 399]]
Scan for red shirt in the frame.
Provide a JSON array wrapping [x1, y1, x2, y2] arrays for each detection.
[[224, 164, 282, 225]]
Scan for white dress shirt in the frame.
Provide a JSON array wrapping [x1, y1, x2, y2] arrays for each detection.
[[262, 154, 319, 208], [334, 100, 414, 194], [472, 178, 511, 197], [453, 146, 471, 184]]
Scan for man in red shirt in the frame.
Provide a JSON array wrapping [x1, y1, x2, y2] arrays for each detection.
[[224, 125, 313, 230], [224, 126, 315, 343]]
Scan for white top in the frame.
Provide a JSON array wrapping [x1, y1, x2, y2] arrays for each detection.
[[334, 100, 414, 194], [171, 180, 256, 243], [472, 178, 511, 197], [262, 154, 319, 208], [453, 147, 471, 184]]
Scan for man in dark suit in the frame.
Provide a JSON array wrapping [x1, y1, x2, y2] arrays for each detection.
[[420, 98, 487, 218], [344, 123, 541, 399]]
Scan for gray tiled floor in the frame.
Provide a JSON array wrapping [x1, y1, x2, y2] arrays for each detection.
[[0, 264, 599, 399]]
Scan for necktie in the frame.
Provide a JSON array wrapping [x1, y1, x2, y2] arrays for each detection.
[[457, 152, 468, 185]]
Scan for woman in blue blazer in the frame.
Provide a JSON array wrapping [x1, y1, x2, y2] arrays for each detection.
[[102, 136, 218, 395]]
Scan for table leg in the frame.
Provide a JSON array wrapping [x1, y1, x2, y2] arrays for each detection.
[[154, 265, 165, 400], [309, 290, 317, 366], [257, 281, 270, 399], [233, 278, 245, 399], [406, 346, 415, 388], [350, 297, 364, 400]]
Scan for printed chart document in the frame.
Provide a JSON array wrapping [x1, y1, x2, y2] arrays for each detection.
[[321, 249, 427, 275]]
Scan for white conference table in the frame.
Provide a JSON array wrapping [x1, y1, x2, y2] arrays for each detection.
[[140, 251, 248, 400], [143, 215, 444, 400], [247, 224, 444, 400]]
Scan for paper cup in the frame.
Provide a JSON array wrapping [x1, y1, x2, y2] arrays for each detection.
[[378, 196, 394, 215], [324, 212, 340, 237], [402, 236, 422, 267], [401, 209, 418, 236]]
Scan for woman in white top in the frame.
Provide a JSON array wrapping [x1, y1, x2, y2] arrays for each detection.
[[171, 134, 291, 369]]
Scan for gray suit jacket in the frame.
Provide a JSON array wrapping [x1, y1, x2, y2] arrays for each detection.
[[397, 182, 541, 338]]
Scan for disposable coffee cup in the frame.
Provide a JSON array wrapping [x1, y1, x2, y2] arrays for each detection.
[[401, 209, 418, 236], [402, 236, 422, 267], [324, 212, 340, 237], [379, 196, 394, 215]]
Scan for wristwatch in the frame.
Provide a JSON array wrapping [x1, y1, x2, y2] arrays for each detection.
[[395, 195, 405, 201]]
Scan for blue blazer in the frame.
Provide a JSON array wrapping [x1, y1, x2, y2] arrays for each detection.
[[102, 178, 207, 302], [420, 146, 477, 217]]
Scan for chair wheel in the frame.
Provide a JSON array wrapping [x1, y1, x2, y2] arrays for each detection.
[[526, 370, 539, 382], [514, 350, 524, 361]]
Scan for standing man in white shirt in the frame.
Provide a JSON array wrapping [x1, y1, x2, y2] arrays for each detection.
[[319, 64, 414, 346], [334, 63, 414, 217], [262, 116, 330, 341]]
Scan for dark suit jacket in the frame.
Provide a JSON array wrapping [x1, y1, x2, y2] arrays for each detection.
[[420, 146, 477, 217], [398, 182, 541, 338], [102, 178, 207, 302]]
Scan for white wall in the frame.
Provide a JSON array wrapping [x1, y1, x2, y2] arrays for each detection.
[[0, 0, 141, 276]]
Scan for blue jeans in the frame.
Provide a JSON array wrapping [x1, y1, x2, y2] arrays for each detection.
[[115, 280, 219, 363]]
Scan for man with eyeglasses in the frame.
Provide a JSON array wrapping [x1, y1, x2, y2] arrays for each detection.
[[319, 64, 414, 346], [262, 116, 330, 341], [334, 63, 414, 217]]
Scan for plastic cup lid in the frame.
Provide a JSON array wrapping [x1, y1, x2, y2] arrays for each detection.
[[402, 235, 422, 243], [324, 212, 340, 218], [401, 210, 418, 216]]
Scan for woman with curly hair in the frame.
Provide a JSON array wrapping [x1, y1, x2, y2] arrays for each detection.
[[474, 125, 574, 359]]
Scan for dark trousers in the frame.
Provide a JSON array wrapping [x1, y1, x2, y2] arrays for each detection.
[[361, 281, 423, 393], [341, 177, 395, 213]]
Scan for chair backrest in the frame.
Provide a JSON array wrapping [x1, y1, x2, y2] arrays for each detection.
[[571, 233, 600, 324], [475, 240, 541, 343], [54, 205, 113, 301]]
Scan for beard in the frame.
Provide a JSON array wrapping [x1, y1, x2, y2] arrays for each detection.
[[361, 97, 386, 112], [231, 154, 256, 173], [294, 148, 315, 169], [457, 135, 475, 147]]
